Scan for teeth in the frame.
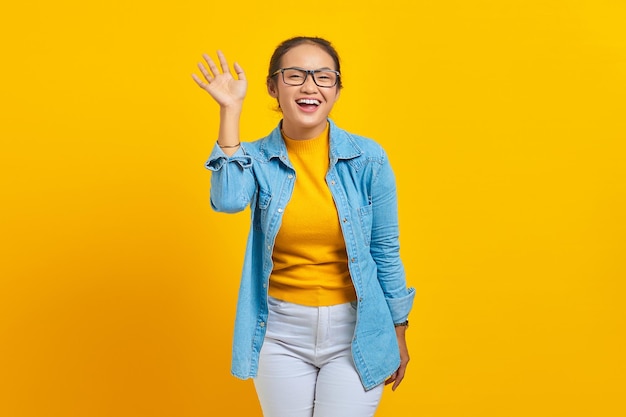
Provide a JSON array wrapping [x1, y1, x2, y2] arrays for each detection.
[[296, 99, 320, 105]]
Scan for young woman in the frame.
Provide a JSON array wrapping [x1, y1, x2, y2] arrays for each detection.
[[193, 36, 414, 417]]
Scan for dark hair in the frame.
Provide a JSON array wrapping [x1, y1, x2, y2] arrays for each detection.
[[266, 36, 343, 90]]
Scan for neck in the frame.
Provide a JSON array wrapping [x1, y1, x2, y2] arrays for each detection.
[[281, 120, 328, 140]]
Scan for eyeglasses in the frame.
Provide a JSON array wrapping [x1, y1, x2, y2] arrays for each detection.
[[271, 67, 340, 88]]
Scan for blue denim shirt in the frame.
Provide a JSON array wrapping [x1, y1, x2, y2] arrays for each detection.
[[206, 119, 415, 390]]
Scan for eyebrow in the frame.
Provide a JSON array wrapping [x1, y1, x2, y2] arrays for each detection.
[[288, 66, 336, 71]]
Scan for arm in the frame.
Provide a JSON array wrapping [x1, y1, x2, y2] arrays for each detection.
[[369, 150, 415, 390], [192, 50, 247, 156], [369, 151, 415, 321], [193, 51, 256, 212]]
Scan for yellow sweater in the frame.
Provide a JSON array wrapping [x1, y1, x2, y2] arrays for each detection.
[[269, 124, 356, 306]]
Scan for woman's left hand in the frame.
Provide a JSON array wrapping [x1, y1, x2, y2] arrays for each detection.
[[385, 326, 410, 391]]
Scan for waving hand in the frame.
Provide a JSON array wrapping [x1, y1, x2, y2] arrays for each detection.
[[192, 51, 247, 109]]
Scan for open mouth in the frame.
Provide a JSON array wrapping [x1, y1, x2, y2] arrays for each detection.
[[296, 98, 321, 110]]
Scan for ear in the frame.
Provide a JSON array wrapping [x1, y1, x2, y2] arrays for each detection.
[[267, 80, 278, 98], [333, 88, 341, 103]]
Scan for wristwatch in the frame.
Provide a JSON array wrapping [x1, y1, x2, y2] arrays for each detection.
[[394, 320, 409, 328]]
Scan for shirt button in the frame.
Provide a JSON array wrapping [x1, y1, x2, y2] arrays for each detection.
[[342, 218, 348, 223], [330, 180, 336, 185], [260, 322, 265, 327], [288, 174, 294, 179], [267, 245, 271, 250], [263, 283, 267, 288], [277, 208, 283, 213], [351, 258, 356, 263]]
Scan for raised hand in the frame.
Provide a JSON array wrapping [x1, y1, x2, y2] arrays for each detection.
[[192, 51, 247, 109]]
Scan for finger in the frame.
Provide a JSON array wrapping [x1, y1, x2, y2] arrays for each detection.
[[202, 53, 221, 79], [392, 366, 406, 391], [233, 62, 246, 81], [198, 63, 213, 83], [191, 73, 207, 89], [384, 371, 397, 386], [197, 61, 213, 83], [216, 50, 232, 75], [391, 374, 403, 390], [192, 73, 214, 91]]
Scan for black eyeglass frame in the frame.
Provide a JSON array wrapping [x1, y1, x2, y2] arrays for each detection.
[[271, 67, 341, 88]]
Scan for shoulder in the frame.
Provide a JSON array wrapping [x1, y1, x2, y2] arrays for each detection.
[[330, 120, 388, 162], [239, 124, 284, 160], [349, 132, 386, 156]]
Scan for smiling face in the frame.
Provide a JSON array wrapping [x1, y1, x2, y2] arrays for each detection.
[[267, 43, 341, 140]]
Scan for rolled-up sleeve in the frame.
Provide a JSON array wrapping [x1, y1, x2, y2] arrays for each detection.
[[386, 288, 415, 324], [205, 142, 256, 213]]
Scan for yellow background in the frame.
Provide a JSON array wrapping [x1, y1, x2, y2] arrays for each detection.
[[1, 1, 625, 416]]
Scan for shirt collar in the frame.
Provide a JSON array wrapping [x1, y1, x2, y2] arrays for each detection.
[[259, 118, 363, 164]]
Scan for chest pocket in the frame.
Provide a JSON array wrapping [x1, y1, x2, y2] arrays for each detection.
[[358, 203, 373, 246]]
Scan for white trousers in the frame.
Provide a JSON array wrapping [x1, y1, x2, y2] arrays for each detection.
[[253, 296, 383, 417]]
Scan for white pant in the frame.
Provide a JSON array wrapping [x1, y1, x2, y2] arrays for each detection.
[[254, 296, 383, 417]]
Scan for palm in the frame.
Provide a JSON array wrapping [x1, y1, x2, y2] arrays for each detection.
[[205, 71, 246, 106], [193, 51, 247, 108]]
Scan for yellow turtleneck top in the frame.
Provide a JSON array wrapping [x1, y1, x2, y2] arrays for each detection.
[[269, 124, 357, 306]]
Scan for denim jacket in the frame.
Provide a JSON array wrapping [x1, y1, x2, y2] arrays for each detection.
[[205, 119, 415, 390]]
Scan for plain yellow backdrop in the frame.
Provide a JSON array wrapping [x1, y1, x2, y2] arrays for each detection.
[[1, 1, 624, 416]]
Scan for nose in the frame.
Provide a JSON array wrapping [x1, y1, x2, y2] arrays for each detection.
[[300, 72, 318, 92]]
